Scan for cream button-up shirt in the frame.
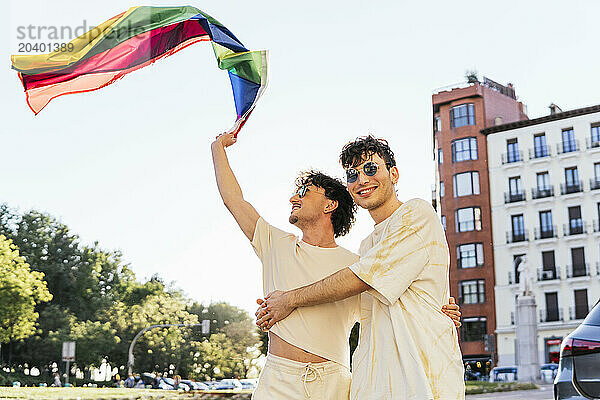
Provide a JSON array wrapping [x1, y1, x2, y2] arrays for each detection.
[[349, 199, 465, 400]]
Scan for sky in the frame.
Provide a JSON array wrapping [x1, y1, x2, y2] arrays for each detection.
[[3, 0, 600, 315]]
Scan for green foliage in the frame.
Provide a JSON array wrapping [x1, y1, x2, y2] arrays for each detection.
[[465, 69, 479, 83], [0, 235, 52, 344], [465, 381, 538, 394], [187, 302, 261, 379], [349, 322, 359, 361], [0, 204, 260, 381]]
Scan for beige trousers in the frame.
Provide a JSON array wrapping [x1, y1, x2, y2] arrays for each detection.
[[252, 353, 351, 400]]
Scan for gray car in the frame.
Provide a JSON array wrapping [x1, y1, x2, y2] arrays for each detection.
[[554, 300, 600, 399]]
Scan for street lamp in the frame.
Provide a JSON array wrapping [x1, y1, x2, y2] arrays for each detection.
[[127, 323, 203, 376]]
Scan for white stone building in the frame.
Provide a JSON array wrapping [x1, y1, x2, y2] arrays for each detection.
[[483, 105, 600, 366]]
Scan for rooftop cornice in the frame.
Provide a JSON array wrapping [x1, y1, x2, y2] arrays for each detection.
[[481, 104, 600, 135]]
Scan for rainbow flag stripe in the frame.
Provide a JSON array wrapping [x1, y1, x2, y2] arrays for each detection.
[[11, 6, 268, 135]]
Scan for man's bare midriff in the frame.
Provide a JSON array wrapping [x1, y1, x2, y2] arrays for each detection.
[[268, 332, 329, 363]]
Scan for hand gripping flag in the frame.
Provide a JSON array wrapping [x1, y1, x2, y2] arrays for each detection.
[[11, 6, 268, 135]]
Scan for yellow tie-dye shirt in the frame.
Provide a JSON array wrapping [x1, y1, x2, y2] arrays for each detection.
[[348, 199, 465, 400]]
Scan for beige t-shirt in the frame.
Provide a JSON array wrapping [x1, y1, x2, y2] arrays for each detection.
[[348, 199, 465, 400], [251, 217, 360, 368]]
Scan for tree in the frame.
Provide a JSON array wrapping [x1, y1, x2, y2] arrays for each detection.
[[0, 235, 52, 344], [106, 291, 201, 375], [465, 69, 479, 83], [0, 204, 263, 379], [188, 302, 261, 378], [0, 204, 134, 367]]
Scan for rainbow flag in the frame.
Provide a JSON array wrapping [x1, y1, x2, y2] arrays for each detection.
[[11, 6, 268, 135]]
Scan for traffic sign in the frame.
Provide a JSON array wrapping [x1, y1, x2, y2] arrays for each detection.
[[62, 342, 75, 362]]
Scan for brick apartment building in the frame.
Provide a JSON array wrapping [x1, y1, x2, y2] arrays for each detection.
[[432, 77, 528, 374]]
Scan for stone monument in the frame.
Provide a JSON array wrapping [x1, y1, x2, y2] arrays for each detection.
[[515, 255, 540, 382]]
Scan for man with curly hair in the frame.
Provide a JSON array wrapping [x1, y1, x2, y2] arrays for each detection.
[[257, 136, 465, 399], [212, 133, 460, 399]]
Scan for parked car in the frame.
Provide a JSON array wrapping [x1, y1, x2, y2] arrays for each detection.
[[180, 380, 209, 390], [240, 378, 258, 389], [157, 377, 175, 390], [489, 366, 517, 382], [554, 300, 600, 399], [202, 381, 219, 390], [464, 369, 482, 381], [540, 363, 558, 383], [214, 379, 243, 391]]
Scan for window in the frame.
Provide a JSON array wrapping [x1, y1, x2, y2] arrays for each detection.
[[545, 292, 560, 322], [568, 206, 583, 235], [539, 210, 553, 238], [561, 128, 577, 153], [591, 123, 600, 147], [565, 167, 579, 185], [455, 207, 482, 232], [537, 172, 550, 190], [574, 289, 589, 319], [450, 103, 475, 128], [594, 164, 600, 190], [534, 133, 549, 158], [511, 214, 525, 241], [570, 247, 586, 277], [541, 251, 557, 279], [564, 167, 580, 193], [461, 317, 487, 342], [453, 172, 480, 197], [506, 176, 524, 202], [533, 172, 552, 199], [438, 148, 443, 164], [460, 280, 485, 304], [457, 243, 484, 268], [434, 116, 441, 132], [506, 138, 520, 163], [509, 176, 522, 195], [441, 215, 446, 231], [440, 182, 445, 198], [451, 137, 478, 162]]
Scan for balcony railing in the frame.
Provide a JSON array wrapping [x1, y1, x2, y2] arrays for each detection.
[[566, 263, 590, 278], [539, 308, 563, 323], [560, 181, 583, 195], [534, 226, 557, 240], [569, 306, 589, 320], [529, 146, 551, 159], [590, 178, 600, 191], [538, 267, 560, 281], [501, 151, 523, 164], [504, 191, 526, 203], [586, 137, 600, 149], [506, 229, 528, 244], [531, 186, 554, 199], [508, 271, 518, 285], [563, 221, 587, 236], [557, 140, 580, 154]]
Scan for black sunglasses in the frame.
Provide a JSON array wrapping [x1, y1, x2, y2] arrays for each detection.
[[295, 184, 326, 198], [345, 161, 384, 183]]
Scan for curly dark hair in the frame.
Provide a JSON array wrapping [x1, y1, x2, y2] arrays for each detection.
[[295, 170, 357, 238], [339, 135, 396, 169]]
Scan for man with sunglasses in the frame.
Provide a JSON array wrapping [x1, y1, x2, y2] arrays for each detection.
[[256, 136, 465, 399], [212, 133, 461, 399]]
